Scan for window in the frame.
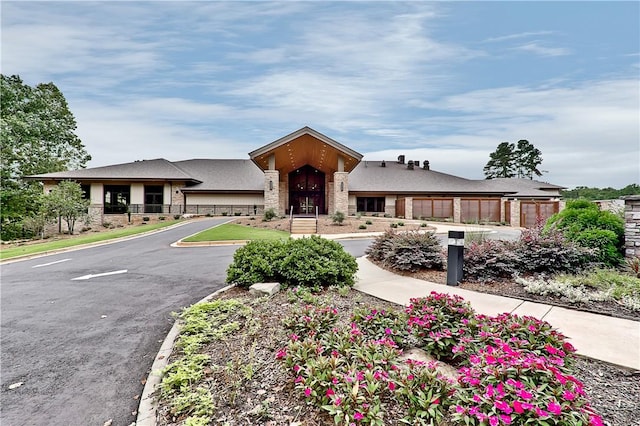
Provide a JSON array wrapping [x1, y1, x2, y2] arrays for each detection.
[[81, 184, 91, 200], [144, 185, 164, 213], [104, 185, 130, 214], [357, 197, 385, 213]]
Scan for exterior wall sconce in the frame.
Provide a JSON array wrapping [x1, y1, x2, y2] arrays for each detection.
[[340, 181, 344, 192], [269, 180, 274, 191]]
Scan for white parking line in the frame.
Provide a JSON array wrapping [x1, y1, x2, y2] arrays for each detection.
[[32, 258, 72, 268], [71, 270, 128, 281]]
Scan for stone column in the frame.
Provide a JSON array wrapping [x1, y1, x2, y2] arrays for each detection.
[[333, 172, 349, 214], [510, 200, 521, 227], [624, 196, 640, 258], [453, 197, 462, 223], [404, 197, 413, 220], [264, 170, 280, 215]]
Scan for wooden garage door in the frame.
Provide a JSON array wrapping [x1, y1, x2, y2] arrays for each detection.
[[412, 198, 453, 220], [460, 198, 501, 223], [520, 201, 559, 228]]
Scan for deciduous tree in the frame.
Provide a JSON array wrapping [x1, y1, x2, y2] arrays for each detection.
[[42, 180, 90, 234], [1, 75, 91, 227]]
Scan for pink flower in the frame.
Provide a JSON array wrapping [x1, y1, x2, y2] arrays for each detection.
[[500, 414, 512, 425], [517, 389, 533, 400], [326, 388, 335, 397], [535, 407, 549, 418], [354, 412, 364, 420], [489, 415, 499, 426], [494, 400, 512, 414], [590, 415, 604, 426], [388, 381, 396, 391], [547, 401, 562, 415], [563, 390, 576, 401], [334, 396, 342, 406], [385, 328, 392, 335], [275, 348, 287, 359], [304, 387, 312, 397], [512, 400, 524, 414]]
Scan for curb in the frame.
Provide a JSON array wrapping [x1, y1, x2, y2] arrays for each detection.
[[135, 284, 236, 426]]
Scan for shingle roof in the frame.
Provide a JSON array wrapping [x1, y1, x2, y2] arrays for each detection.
[[173, 159, 264, 192], [349, 161, 501, 194], [25, 159, 199, 183], [480, 178, 564, 197], [25, 156, 562, 197]]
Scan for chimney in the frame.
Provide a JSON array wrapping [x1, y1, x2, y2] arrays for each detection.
[[407, 160, 414, 170], [414, 160, 420, 168], [380, 160, 386, 167], [397, 155, 405, 164], [423, 160, 430, 170]]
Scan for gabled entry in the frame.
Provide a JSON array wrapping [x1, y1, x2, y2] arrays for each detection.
[[248, 127, 363, 215], [289, 165, 325, 215]]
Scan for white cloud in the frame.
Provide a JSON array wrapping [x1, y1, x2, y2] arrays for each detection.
[[512, 42, 571, 57], [483, 31, 555, 43]]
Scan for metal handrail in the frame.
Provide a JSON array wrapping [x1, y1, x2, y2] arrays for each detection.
[[289, 206, 294, 232]]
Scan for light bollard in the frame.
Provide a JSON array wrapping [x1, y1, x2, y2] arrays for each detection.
[[446, 230, 465, 286]]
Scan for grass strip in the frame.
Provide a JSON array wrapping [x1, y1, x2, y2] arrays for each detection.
[[0, 220, 180, 260], [182, 223, 289, 242]]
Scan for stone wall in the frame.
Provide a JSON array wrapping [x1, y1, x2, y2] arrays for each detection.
[[263, 170, 280, 215], [332, 172, 349, 215], [624, 196, 640, 258]]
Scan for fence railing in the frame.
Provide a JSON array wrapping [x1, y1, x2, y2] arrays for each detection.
[[105, 204, 265, 216]]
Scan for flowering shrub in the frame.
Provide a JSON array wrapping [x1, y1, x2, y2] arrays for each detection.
[[394, 359, 453, 425], [282, 304, 339, 338], [406, 292, 476, 360], [276, 292, 604, 426], [452, 339, 601, 426], [278, 305, 451, 425], [366, 229, 445, 271], [351, 306, 409, 347]]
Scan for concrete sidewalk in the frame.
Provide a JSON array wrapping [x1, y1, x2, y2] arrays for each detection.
[[354, 257, 640, 370]]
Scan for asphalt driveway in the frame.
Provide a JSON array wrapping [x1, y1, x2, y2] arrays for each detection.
[[0, 218, 237, 426]]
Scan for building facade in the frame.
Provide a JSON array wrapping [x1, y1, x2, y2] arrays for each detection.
[[29, 127, 564, 228]]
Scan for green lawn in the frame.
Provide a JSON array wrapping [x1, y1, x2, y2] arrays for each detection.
[[183, 223, 289, 242], [0, 220, 180, 260]]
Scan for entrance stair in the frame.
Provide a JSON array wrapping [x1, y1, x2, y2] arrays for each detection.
[[290, 218, 317, 234]]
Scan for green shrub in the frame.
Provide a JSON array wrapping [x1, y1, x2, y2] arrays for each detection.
[[546, 199, 624, 266], [142, 216, 150, 222], [366, 229, 445, 271], [221, 212, 228, 216], [174, 214, 181, 220], [330, 211, 345, 225], [278, 236, 358, 288], [226, 240, 285, 286], [358, 224, 367, 229], [0, 220, 32, 241], [234, 212, 241, 216], [365, 220, 373, 225], [573, 228, 621, 266], [263, 208, 277, 221], [226, 236, 357, 288], [159, 216, 166, 220]]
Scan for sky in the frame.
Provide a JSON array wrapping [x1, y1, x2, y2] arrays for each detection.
[[2, 1, 639, 189]]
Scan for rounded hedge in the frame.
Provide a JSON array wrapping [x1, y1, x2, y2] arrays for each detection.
[[226, 236, 358, 288]]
